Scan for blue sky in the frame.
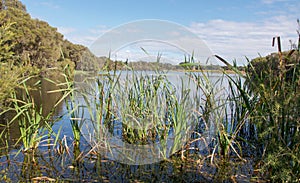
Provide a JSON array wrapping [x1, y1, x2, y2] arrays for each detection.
[[20, 0, 300, 65]]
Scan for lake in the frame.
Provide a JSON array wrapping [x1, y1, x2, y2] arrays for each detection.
[[0, 70, 251, 182]]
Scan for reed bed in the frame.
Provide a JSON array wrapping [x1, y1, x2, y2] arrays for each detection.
[[0, 50, 299, 181]]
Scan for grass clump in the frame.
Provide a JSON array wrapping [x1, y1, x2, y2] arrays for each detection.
[[7, 77, 59, 152], [215, 48, 300, 181], [246, 50, 300, 181]]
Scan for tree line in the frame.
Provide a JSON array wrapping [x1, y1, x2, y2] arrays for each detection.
[[0, 0, 95, 70], [0, 0, 98, 105]]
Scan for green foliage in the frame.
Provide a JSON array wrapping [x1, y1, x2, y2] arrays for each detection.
[[1, 7, 63, 67], [0, 0, 91, 69], [0, 21, 15, 65], [0, 0, 91, 106], [0, 0, 27, 12], [188, 64, 249, 170], [241, 50, 300, 181], [0, 63, 40, 105], [62, 66, 82, 146], [1, 1, 299, 181], [247, 50, 300, 86], [8, 78, 56, 151], [115, 71, 191, 146], [0, 64, 17, 104], [215, 49, 300, 181]]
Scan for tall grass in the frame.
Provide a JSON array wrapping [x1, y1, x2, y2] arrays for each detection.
[[182, 64, 251, 182], [245, 50, 300, 181], [8, 78, 56, 152], [62, 69, 83, 147], [0, 48, 298, 181], [213, 50, 300, 181], [67, 63, 204, 164]]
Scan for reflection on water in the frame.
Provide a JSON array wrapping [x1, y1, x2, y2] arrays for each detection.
[[75, 70, 231, 165], [0, 71, 251, 182], [25, 77, 65, 117], [0, 75, 65, 148]]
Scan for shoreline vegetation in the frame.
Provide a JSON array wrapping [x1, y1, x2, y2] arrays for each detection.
[[0, 0, 245, 106], [0, 0, 300, 182]]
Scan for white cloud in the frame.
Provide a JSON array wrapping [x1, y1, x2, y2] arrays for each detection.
[[88, 25, 110, 35], [111, 41, 187, 64], [189, 16, 297, 65], [60, 25, 110, 46], [59, 15, 299, 66], [40, 2, 60, 9], [57, 27, 76, 35], [63, 16, 298, 65], [70, 36, 99, 47], [261, 0, 288, 4]]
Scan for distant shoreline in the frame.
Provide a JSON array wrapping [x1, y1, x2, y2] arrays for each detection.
[[74, 68, 245, 75]]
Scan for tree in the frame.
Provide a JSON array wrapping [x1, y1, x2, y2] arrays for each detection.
[[0, 12, 15, 67], [0, 0, 26, 11], [0, 0, 96, 70]]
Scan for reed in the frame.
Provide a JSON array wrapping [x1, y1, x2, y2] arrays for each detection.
[[68, 61, 203, 164], [8, 78, 54, 152], [63, 72, 82, 147], [181, 56, 257, 181], [189, 70, 237, 158], [214, 49, 300, 181], [1, 47, 298, 181], [246, 50, 300, 181], [117, 71, 171, 144], [47, 65, 84, 148]]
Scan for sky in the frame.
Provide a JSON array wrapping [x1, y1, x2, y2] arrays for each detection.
[[20, 0, 300, 65]]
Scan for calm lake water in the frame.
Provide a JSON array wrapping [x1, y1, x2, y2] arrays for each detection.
[[0, 70, 250, 182]]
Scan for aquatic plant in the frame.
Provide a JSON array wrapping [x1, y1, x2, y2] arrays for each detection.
[[8, 77, 56, 152], [214, 46, 300, 181], [185, 65, 248, 179], [247, 50, 300, 181]]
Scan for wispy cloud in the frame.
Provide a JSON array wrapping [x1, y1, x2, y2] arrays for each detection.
[[39, 2, 60, 9], [64, 17, 298, 65], [63, 15, 297, 65], [88, 25, 110, 35], [57, 27, 76, 35], [59, 4, 299, 66], [261, 0, 288, 4], [189, 15, 297, 65], [61, 25, 110, 47], [71, 36, 99, 47]]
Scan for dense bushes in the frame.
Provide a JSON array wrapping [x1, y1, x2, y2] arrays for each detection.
[[0, 0, 93, 104], [246, 50, 300, 181]]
